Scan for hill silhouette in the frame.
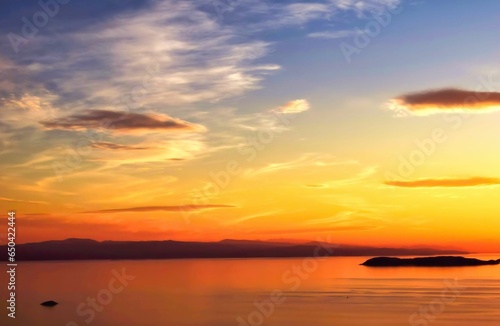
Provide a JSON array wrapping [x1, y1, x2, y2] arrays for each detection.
[[0, 239, 467, 261]]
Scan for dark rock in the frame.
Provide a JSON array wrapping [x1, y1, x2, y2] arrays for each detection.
[[40, 300, 58, 307], [361, 256, 500, 267]]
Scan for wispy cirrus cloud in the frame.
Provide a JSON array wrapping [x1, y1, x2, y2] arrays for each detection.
[[0, 0, 285, 177], [214, 0, 401, 32], [307, 30, 360, 39], [387, 88, 500, 116], [243, 153, 358, 177], [255, 224, 379, 235], [303, 166, 377, 189], [89, 137, 208, 167], [329, 0, 401, 13], [304, 210, 383, 228], [385, 177, 500, 188], [0, 197, 47, 205], [0, 0, 280, 141], [90, 141, 151, 151], [224, 209, 285, 225], [81, 204, 237, 214]]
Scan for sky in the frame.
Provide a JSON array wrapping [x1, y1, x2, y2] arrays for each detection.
[[1, 0, 500, 251]]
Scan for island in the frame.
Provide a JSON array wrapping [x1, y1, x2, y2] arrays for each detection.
[[361, 256, 500, 267]]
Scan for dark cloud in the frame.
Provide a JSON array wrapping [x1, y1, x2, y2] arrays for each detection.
[[40, 110, 205, 133], [390, 88, 500, 114], [81, 204, 237, 214], [385, 177, 500, 188]]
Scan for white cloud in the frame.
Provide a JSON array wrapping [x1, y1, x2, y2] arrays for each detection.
[[308, 30, 354, 39], [329, 0, 401, 15], [275, 99, 311, 114]]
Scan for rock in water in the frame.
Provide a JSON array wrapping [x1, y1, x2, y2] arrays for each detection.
[[41, 300, 58, 307]]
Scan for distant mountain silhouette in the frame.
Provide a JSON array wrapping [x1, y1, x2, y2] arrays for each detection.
[[361, 256, 500, 267], [0, 239, 467, 261]]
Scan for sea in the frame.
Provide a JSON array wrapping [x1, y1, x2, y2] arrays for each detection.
[[2, 254, 500, 326]]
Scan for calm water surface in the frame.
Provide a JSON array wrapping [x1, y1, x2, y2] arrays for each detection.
[[2, 254, 500, 326]]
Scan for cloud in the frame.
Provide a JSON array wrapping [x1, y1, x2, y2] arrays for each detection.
[[308, 30, 360, 39], [256, 225, 379, 235], [0, 0, 281, 153], [304, 211, 383, 228], [90, 141, 151, 150], [305, 184, 328, 188], [303, 167, 377, 189], [328, 166, 378, 187], [0, 92, 60, 128], [275, 99, 310, 114], [40, 110, 206, 134], [224, 209, 285, 225], [385, 177, 500, 188], [218, 0, 401, 32], [284, 3, 331, 24], [243, 153, 357, 177], [89, 138, 208, 167], [4, 94, 44, 111], [387, 88, 500, 116], [334, 1, 402, 15], [0, 197, 47, 205], [81, 204, 237, 214]]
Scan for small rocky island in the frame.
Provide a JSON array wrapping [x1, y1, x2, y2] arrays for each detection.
[[40, 301, 58, 307], [361, 256, 500, 267]]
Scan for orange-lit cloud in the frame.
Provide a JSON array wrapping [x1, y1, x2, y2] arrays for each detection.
[[41, 110, 206, 134], [385, 177, 500, 188], [81, 204, 237, 214], [305, 184, 328, 188], [275, 99, 310, 114], [0, 197, 47, 205], [256, 225, 379, 235], [90, 138, 206, 166], [387, 88, 500, 115], [3, 94, 44, 111], [243, 153, 357, 177], [90, 141, 151, 150]]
